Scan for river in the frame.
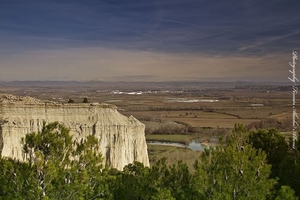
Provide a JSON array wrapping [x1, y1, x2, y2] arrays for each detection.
[[147, 140, 204, 151]]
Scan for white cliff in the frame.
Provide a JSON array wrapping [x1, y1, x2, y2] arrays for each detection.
[[0, 94, 149, 170]]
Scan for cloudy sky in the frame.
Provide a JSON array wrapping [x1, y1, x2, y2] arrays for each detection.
[[0, 0, 299, 81]]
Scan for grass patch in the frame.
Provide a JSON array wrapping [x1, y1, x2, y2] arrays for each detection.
[[280, 131, 294, 142], [147, 144, 201, 169], [165, 118, 260, 128], [280, 131, 293, 137], [146, 134, 196, 144]]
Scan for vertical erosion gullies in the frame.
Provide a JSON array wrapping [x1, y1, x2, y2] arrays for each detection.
[[0, 126, 3, 155], [0, 94, 149, 170], [0, 103, 3, 155]]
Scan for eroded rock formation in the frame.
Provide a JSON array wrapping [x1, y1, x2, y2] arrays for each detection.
[[0, 94, 149, 170]]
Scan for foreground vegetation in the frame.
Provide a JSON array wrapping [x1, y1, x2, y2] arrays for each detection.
[[0, 122, 299, 199]]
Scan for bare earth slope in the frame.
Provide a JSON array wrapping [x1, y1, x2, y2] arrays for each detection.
[[0, 94, 149, 170]]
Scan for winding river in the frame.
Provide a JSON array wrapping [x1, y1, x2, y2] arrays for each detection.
[[147, 140, 204, 151]]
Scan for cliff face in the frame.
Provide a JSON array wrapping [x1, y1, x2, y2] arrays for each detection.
[[0, 94, 149, 170]]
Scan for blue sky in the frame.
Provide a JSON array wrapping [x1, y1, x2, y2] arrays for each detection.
[[0, 0, 299, 81]]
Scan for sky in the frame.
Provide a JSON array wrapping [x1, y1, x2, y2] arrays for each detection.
[[0, 0, 299, 82]]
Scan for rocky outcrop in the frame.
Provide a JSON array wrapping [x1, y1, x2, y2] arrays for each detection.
[[0, 94, 149, 170]]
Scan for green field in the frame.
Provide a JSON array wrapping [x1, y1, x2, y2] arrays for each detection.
[[146, 134, 197, 144]]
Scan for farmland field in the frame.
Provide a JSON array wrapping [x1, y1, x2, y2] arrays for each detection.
[[0, 81, 296, 165]]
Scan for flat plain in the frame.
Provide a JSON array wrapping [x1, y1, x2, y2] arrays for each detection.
[[0, 81, 295, 165]]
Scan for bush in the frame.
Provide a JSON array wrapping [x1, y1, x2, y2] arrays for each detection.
[[68, 99, 75, 103], [83, 97, 89, 103]]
